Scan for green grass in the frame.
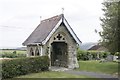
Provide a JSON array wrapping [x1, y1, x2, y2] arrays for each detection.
[[0, 50, 26, 58], [16, 71, 89, 78], [0, 50, 26, 54], [77, 60, 118, 75]]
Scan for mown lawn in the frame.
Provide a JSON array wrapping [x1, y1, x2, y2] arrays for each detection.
[[77, 60, 118, 75], [16, 71, 90, 78]]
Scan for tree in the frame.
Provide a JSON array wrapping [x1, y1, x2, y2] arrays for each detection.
[[99, 1, 120, 54]]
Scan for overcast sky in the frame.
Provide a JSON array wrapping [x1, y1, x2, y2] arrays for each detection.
[[0, 0, 104, 48]]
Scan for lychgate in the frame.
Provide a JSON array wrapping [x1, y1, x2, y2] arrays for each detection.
[[23, 14, 82, 69]]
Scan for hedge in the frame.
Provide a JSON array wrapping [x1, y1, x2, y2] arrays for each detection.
[[1, 56, 49, 79], [77, 49, 110, 61]]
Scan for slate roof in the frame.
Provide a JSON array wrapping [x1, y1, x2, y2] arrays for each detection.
[[88, 44, 108, 51], [23, 14, 81, 46], [88, 45, 101, 50]]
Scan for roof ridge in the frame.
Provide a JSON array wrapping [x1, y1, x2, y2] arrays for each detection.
[[41, 14, 62, 22], [22, 14, 82, 46]]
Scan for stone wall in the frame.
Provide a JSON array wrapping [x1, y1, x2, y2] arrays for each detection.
[[46, 24, 79, 69], [26, 45, 42, 56]]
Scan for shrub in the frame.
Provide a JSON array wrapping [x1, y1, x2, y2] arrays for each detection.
[[77, 48, 111, 61], [1, 56, 49, 79], [13, 51, 16, 54], [99, 52, 104, 58], [77, 49, 86, 60], [115, 52, 120, 56], [90, 52, 98, 59], [77, 49, 92, 60], [102, 52, 110, 58]]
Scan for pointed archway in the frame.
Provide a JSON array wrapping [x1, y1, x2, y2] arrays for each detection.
[[30, 48, 34, 56], [51, 42, 68, 67], [35, 47, 40, 56]]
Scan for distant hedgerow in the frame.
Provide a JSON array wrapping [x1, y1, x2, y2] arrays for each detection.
[[77, 49, 110, 61]]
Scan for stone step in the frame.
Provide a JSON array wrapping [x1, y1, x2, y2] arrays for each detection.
[[49, 66, 71, 72]]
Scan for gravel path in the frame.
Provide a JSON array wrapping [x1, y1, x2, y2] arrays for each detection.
[[50, 66, 118, 78], [64, 70, 118, 78]]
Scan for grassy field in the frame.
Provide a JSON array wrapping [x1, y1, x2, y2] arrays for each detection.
[[0, 50, 26, 54], [77, 60, 118, 75], [16, 71, 90, 78], [0, 50, 26, 58]]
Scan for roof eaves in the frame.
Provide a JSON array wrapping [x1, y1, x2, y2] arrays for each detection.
[[63, 18, 82, 46], [26, 42, 43, 46]]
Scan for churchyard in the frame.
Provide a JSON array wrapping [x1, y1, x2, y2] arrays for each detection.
[[15, 60, 118, 78], [77, 60, 118, 75], [0, 49, 119, 79]]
